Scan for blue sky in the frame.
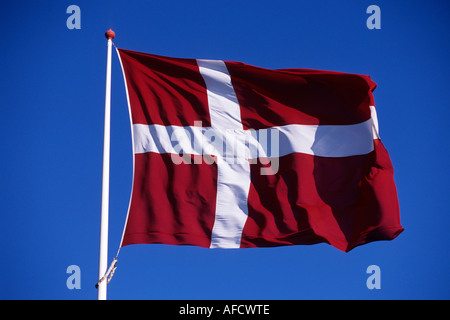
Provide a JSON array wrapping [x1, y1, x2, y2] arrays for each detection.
[[1, 0, 449, 300]]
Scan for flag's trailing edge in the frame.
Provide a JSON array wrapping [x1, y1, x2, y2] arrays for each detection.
[[116, 48, 403, 252]]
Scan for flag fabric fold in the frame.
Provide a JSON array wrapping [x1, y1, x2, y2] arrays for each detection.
[[117, 48, 403, 252]]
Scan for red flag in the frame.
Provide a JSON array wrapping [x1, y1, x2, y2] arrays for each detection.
[[117, 48, 403, 252]]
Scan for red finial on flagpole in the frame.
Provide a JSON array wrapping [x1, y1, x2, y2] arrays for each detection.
[[105, 29, 115, 40]]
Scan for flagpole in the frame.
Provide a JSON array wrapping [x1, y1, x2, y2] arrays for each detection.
[[98, 28, 115, 300]]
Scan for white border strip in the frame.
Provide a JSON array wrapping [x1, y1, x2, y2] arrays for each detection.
[[370, 106, 380, 139]]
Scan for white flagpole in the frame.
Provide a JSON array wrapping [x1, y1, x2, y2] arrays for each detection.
[[98, 29, 115, 300]]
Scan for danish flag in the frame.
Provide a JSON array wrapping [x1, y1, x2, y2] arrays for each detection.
[[116, 48, 403, 252]]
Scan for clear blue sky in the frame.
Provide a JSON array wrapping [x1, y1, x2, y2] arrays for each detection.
[[1, 0, 449, 300]]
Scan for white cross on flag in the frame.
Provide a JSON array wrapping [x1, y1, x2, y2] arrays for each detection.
[[116, 48, 403, 252]]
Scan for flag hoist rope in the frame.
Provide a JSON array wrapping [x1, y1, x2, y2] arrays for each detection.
[[95, 257, 118, 288]]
